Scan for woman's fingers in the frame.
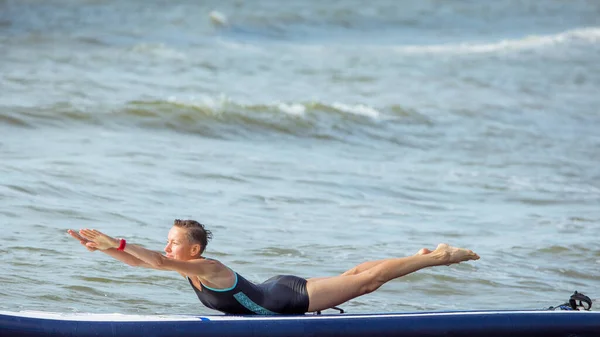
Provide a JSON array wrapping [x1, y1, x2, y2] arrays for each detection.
[[67, 229, 98, 252], [78, 229, 108, 240], [85, 242, 98, 252], [79, 229, 97, 240], [89, 229, 108, 240], [68, 230, 92, 246], [68, 229, 86, 241], [74, 228, 115, 251]]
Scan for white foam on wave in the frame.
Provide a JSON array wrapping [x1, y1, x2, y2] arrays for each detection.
[[276, 102, 306, 116], [130, 43, 187, 60], [393, 27, 600, 55], [214, 38, 267, 53], [166, 95, 228, 114], [167, 95, 306, 117], [163, 96, 380, 119], [331, 102, 380, 118]]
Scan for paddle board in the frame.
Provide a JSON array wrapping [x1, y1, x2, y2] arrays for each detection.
[[1, 310, 599, 337]]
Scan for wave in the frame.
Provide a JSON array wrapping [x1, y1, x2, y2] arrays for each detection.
[[1, 97, 429, 142], [132, 96, 385, 119], [120, 98, 404, 142], [390, 27, 600, 55], [216, 23, 600, 56]]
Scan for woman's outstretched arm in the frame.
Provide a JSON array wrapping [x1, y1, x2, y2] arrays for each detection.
[[78, 228, 222, 278], [67, 229, 154, 268]]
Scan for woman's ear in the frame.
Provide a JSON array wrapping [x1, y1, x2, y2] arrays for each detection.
[[191, 243, 202, 257]]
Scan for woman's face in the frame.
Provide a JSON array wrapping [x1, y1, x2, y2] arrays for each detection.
[[164, 226, 200, 260]]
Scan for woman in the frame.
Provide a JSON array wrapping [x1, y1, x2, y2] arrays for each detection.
[[68, 219, 479, 315]]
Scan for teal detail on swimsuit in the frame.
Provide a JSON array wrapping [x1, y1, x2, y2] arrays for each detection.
[[201, 272, 238, 292], [233, 292, 278, 315]]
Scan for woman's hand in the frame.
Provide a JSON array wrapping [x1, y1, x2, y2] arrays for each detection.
[[67, 229, 97, 252], [79, 229, 119, 251]]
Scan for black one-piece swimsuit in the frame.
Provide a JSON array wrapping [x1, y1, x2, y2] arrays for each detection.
[[188, 272, 310, 315]]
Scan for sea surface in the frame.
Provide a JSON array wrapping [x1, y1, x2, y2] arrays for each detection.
[[1, 0, 599, 315]]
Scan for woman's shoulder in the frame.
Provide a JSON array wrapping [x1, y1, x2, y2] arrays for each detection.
[[198, 257, 234, 274]]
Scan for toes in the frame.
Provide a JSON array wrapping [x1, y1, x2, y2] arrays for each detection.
[[467, 250, 480, 259]]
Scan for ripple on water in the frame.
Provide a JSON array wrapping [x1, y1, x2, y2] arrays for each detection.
[[9, 246, 61, 255], [62, 285, 111, 297], [253, 247, 305, 257], [548, 267, 599, 281], [534, 244, 593, 258], [78, 276, 129, 284]]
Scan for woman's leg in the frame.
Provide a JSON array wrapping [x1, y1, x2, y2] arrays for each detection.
[[341, 248, 433, 276], [307, 248, 433, 282], [305, 244, 478, 312]]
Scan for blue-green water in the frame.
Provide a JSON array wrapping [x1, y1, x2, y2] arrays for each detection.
[[1, 0, 599, 315]]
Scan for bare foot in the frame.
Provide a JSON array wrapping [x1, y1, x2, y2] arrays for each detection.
[[415, 248, 432, 256], [79, 229, 119, 250], [431, 243, 479, 266]]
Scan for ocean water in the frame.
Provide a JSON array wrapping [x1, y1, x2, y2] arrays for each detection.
[[1, 0, 599, 315]]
